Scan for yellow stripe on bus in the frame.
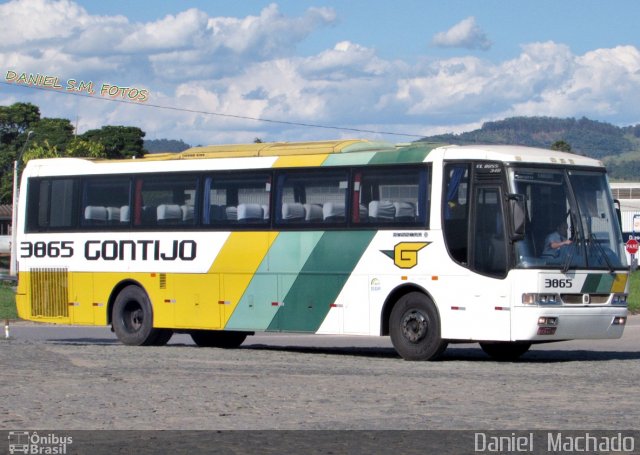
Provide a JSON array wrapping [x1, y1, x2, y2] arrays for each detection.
[[208, 231, 279, 325], [273, 154, 329, 168], [611, 273, 628, 293]]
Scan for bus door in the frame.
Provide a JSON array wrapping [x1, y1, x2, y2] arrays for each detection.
[[466, 164, 511, 341], [442, 162, 511, 341]]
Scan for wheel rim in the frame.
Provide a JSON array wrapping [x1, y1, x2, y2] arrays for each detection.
[[401, 309, 428, 343], [123, 301, 143, 333]]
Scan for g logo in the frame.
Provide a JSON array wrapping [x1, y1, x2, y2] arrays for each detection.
[[381, 242, 430, 269]]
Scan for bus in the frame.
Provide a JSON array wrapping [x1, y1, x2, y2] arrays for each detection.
[[14, 139, 629, 360]]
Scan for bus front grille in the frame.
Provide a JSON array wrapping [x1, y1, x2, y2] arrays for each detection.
[[30, 268, 69, 318], [560, 294, 610, 305]]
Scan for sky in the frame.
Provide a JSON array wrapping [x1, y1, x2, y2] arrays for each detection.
[[1, 0, 640, 146]]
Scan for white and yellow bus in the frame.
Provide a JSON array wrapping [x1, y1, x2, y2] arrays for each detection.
[[15, 140, 629, 360]]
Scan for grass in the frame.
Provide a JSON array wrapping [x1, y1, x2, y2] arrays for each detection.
[[0, 273, 637, 320], [0, 282, 17, 320], [628, 271, 640, 313]]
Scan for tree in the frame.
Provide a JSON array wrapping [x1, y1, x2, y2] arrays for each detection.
[[65, 138, 107, 158], [22, 140, 60, 162], [551, 140, 572, 152], [30, 118, 74, 152], [0, 103, 41, 203], [144, 138, 190, 153], [81, 126, 146, 158], [0, 102, 40, 145]]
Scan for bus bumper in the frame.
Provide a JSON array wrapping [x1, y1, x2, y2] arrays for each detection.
[[511, 306, 627, 342]]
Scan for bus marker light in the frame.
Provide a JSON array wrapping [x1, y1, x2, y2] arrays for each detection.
[[612, 316, 627, 325], [218, 300, 231, 305], [431, 276, 439, 281], [494, 306, 510, 311], [537, 327, 557, 335], [451, 306, 466, 311], [401, 276, 408, 281]]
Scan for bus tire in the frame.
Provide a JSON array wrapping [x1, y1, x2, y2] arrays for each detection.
[[480, 341, 531, 361], [190, 330, 247, 348], [112, 285, 163, 346], [389, 292, 447, 361]]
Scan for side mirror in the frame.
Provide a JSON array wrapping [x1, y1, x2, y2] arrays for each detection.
[[507, 193, 526, 241], [614, 199, 623, 238]]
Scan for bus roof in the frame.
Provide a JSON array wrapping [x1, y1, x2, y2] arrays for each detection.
[[22, 140, 604, 174], [435, 144, 604, 167], [146, 139, 399, 160]]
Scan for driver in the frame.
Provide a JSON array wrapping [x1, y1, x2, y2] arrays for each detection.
[[542, 220, 572, 257]]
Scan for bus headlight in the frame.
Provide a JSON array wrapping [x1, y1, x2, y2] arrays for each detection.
[[522, 293, 561, 306], [611, 294, 628, 305]]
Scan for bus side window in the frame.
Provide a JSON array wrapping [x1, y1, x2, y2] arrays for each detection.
[[26, 178, 78, 232], [443, 163, 470, 264], [81, 177, 131, 227], [134, 175, 198, 227], [204, 174, 271, 226], [352, 167, 428, 227], [275, 170, 349, 226]]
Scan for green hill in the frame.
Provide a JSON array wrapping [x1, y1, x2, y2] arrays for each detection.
[[419, 116, 640, 180]]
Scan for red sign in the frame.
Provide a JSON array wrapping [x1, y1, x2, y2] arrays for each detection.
[[626, 238, 639, 255]]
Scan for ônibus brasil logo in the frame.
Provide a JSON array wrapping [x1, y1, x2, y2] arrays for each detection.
[[8, 431, 73, 454]]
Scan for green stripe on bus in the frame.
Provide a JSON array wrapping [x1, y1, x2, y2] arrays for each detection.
[[225, 231, 324, 330], [321, 152, 377, 167], [368, 144, 436, 165], [267, 230, 376, 332], [580, 273, 614, 293]]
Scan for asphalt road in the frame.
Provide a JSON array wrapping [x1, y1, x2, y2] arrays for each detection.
[[1, 316, 639, 433]]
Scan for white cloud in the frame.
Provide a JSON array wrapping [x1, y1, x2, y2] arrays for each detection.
[[207, 4, 336, 58], [118, 8, 209, 53], [301, 41, 394, 79], [0, 0, 89, 48], [432, 17, 492, 51]]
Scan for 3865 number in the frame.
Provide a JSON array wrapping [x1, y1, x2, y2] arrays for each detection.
[[544, 278, 573, 289], [20, 241, 74, 258]]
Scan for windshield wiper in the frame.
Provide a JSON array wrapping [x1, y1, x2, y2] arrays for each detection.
[[588, 232, 615, 273], [562, 218, 580, 273], [561, 239, 577, 273]]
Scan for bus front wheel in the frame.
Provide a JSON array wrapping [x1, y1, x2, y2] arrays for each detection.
[[190, 330, 248, 348], [112, 285, 170, 346], [389, 292, 447, 361]]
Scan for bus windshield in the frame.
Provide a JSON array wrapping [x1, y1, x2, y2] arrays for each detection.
[[510, 167, 627, 270]]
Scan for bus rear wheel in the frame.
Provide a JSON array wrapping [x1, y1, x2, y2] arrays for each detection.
[[389, 292, 447, 361], [480, 342, 531, 361], [112, 285, 168, 346], [190, 330, 248, 348]]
